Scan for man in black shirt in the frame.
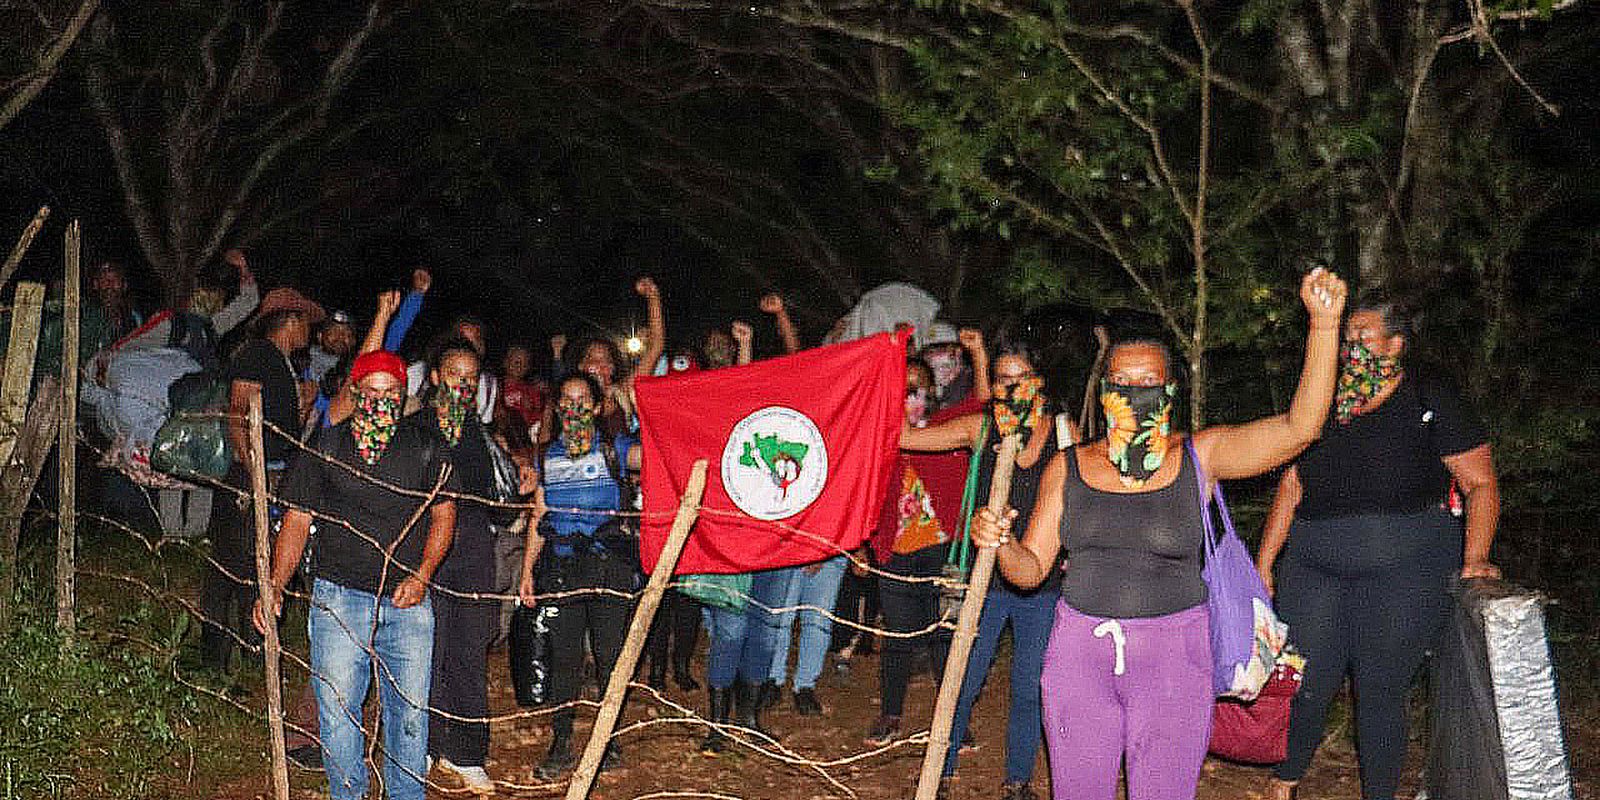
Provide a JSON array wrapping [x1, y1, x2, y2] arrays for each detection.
[[254, 351, 457, 800], [200, 299, 320, 672]]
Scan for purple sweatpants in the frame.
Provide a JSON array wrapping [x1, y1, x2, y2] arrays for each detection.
[[1040, 600, 1213, 800]]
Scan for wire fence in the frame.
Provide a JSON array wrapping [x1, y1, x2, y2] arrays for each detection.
[[42, 387, 977, 800]]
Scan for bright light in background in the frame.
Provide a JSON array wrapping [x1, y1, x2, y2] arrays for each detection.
[[625, 335, 644, 355]]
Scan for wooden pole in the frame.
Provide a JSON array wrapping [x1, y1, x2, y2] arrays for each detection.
[[0, 206, 49, 291], [0, 282, 46, 467], [0, 281, 45, 632], [564, 459, 709, 800], [248, 387, 290, 800], [1078, 325, 1112, 440], [914, 433, 1022, 800], [55, 221, 79, 640]]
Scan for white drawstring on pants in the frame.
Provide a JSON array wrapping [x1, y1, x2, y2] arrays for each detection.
[[1092, 620, 1127, 676]]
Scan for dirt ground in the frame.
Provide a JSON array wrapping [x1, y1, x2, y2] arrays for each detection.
[[220, 635, 1594, 800]]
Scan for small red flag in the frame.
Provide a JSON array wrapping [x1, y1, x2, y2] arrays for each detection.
[[635, 333, 907, 574]]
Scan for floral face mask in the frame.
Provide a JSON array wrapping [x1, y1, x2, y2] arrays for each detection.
[[1334, 341, 1402, 424], [433, 379, 478, 446], [350, 390, 402, 465], [991, 376, 1046, 438], [558, 400, 598, 457], [1100, 380, 1176, 487]]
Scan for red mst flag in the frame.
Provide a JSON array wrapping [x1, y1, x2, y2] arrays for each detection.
[[634, 333, 907, 574]]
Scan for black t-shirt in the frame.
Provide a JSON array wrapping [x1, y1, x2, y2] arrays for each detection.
[[225, 338, 302, 462], [1295, 373, 1486, 520], [278, 415, 458, 596], [422, 408, 498, 594]]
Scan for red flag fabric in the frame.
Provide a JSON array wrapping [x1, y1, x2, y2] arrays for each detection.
[[634, 333, 907, 574]]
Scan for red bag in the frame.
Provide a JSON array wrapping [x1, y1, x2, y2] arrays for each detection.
[[1208, 658, 1302, 764]]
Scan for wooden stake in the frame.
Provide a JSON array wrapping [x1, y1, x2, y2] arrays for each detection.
[[914, 433, 1022, 800], [0, 206, 49, 291], [1078, 324, 1111, 440], [0, 282, 45, 467], [564, 459, 709, 800], [55, 221, 80, 640], [248, 387, 290, 800]]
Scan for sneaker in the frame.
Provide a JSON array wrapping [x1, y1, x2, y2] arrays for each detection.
[[959, 726, 979, 753], [438, 757, 495, 794], [863, 714, 901, 746], [1000, 782, 1037, 800], [793, 687, 823, 716], [285, 744, 323, 772]]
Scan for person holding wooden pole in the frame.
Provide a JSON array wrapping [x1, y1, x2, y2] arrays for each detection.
[[904, 331, 1075, 800], [967, 269, 1347, 800]]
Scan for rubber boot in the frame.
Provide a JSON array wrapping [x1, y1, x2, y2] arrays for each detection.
[[734, 679, 770, 740], [700, 686, 734, 753], [537, 715, 575, 779]]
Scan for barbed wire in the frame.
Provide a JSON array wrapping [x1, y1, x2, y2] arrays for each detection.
[[50, 379, 985, 798]]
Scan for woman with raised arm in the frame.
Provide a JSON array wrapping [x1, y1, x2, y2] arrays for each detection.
[[1257, 294, 1500, 800], [970, 269, 1348, 800], [902, 330, 1074, 800]]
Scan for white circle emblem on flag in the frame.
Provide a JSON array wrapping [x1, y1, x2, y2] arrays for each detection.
[[720, 406, 829, 521]]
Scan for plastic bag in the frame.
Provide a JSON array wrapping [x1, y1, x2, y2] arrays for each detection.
[[150, 411, 232, 479], [509, 602, 554, 707], [1424, 579, 1572, 800]]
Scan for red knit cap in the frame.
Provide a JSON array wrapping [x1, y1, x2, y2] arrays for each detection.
[[349, 351, 407, 387]]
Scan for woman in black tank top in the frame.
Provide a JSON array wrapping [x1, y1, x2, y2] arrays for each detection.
[[902, 334, 1078, 798], [970, 269, 1349, 800]]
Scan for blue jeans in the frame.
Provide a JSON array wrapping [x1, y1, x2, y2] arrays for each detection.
[[704, 568, 789, 689], [943, 584, 1054, 783], [309, 579, 434, 800], [765, 556, 848, 690]]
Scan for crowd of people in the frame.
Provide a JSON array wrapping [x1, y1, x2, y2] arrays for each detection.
[[60, 254, 1501, 800]]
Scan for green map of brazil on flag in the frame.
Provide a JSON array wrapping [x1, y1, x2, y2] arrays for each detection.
[[634, 333, 907, 574]]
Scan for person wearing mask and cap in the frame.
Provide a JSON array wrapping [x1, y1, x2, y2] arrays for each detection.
[[255, 350, 459, 800]]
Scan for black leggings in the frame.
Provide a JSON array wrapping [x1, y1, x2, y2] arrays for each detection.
[[1273, 510, 1460, 800], [430, 594, 499, 766], [643, 589, 701, 676], [877, 545, 950, 718], [539, 551, 637, 737]]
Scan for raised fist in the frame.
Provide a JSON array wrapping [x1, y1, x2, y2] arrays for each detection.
[[957, 327, 984, 353], [376, 289, 402, 318], [730, 320, 754, 346], [759, 293, 785, 315], [634, 276, 659, 299], [1298, 266, 1347, 326], [412, 268, 432, 293]]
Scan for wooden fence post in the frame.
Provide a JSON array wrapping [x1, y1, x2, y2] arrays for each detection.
[[914, 433, 1022, 800], [248, 387, 290, 800], [56, 221, 80, 640], [0, 281, 46, 632], [564, 459, 709, 800]]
